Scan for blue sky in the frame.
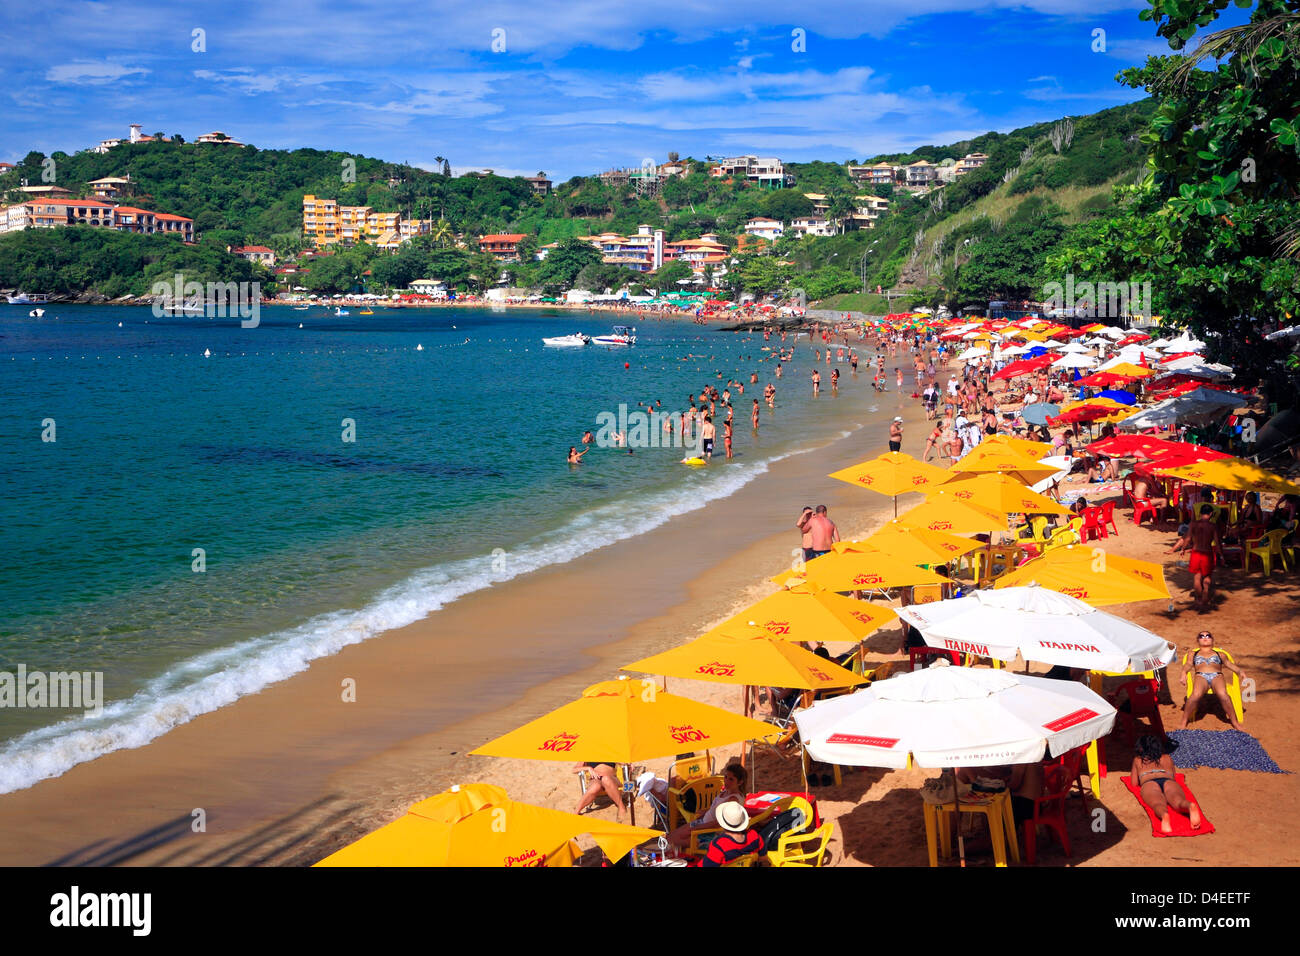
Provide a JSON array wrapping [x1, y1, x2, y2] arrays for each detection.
[[0, 1, 1253, 179]]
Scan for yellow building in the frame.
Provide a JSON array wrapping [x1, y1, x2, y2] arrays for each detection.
[[302, 195, 339, 245], [303, 196, 422, 247]]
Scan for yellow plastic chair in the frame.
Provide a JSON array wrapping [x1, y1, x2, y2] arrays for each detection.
[[1182, 647, 1245, 725], [688, 795, 811, 858], [668, 775, 724, 832], [722, 852, 761, 867], [1043, 517, 1083, 553], [1244, 529, 1293, 575], [1017, 516, 1052, 546], [669, 752, 715, 785], [768, 821, 834, 867]]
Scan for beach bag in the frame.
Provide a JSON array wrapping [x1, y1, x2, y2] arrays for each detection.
[[919, 776, 956, 805], [758, 807, 807, 850]]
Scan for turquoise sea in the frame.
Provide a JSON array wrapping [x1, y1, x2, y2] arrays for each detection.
[[0, 304, 879, 792]]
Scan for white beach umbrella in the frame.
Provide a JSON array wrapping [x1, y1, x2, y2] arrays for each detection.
[[957, 346, 990, 361], [896, 586, 1177, 673], [1029, 455, 1074, 494], [794, 663, 1116, 768], [1159, 356, 1232, 378], [1051, 354, 1098, 369], [1163, 334, 1206, 352], [1059, 341, 1092, 353], [998, 344, 1029, 358], [1266, 325, 1300, 341]]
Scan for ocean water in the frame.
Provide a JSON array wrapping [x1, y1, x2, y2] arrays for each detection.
[[0, 304, 880, 792]]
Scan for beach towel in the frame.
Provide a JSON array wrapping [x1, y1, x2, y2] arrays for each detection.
[[1122, 774, 1216, 838], [1167, 729, 1288, 774]]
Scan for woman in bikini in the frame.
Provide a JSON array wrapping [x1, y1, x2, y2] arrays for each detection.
[[1131, 735, 1201, 834], [1180, 630, 1247, 731]]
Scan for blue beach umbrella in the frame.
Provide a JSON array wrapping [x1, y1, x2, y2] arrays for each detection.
[[1023, 403, 1060, 426], [1024, 346, 1048, 358], [1097, 389, 1137, 406]]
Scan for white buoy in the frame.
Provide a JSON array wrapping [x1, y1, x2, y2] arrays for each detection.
[[416, 343, 424, 351], [203, 348, 211, 358], [298, 323, 303, 329], [117, 322, 122, 327]]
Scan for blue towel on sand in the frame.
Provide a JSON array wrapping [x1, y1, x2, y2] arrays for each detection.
[[1167, 730, 1288, 774]]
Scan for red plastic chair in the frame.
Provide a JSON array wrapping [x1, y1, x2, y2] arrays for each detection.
[[1080, 507, 1107, 542], [909, 646, 961, 671], [1099, 500, 1119, 537], [1053, 746, 1091, 817], [1023, 764, 1072, 864], [1132, 497, 1160, 527], [1112, 679, 1165, 744]]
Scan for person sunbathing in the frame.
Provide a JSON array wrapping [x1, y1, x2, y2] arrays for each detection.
[[1180, 630, 1247, 731], [1131, 734, 1201, 834], [573, 761, 625, 821]]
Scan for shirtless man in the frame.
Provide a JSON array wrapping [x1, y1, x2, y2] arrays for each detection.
[[700, 416, 716, 461], [889, 417, 903, 453], [806, 505, 840, 557], [796, 507, 817, 562], [1171, 504, 1224, 608]]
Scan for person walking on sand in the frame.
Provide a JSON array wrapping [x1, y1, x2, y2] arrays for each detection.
[[1171, 504, 1224, 609], [889, 416, 903, 453]]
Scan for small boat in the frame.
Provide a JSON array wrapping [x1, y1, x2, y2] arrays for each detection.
[[542, 333, 591, 347], [29, 308, 45, 317], [335, 307, 350, 316], [592, 325, 636, 346], [359, 308, 375, 315], [293, 305, 309, 311]]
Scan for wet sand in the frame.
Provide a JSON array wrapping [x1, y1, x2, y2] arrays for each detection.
[[0, 349, 911, 866]]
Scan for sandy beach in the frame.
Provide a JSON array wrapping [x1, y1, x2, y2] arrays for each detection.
[[3, 344, 1296, 869]]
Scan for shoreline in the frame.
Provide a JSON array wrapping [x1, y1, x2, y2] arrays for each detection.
[[0, 349, 913, 866]]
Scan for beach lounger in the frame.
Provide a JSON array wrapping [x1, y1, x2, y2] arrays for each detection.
[[1181, 647, 1246, 725], [1122, 774, 1216, 837]]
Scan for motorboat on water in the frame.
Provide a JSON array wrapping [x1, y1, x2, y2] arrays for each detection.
[[591, 325, 636, 346], [7, 292, 48, 305], [29, 308, 45, 317], [542, 333, 591, 347], [293, 305, 310, 311]]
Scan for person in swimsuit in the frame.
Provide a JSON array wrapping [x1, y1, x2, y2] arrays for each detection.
[[573, 760, 624, 820], [1131, 735, 1201, 834], [700, 416, 715, 460], [567, 446, 587, 465], [723, 419, 733, 459], [1171, 504, 1224, 608], [811, 369, 821, 396], [1180, 630, 1247, 730]]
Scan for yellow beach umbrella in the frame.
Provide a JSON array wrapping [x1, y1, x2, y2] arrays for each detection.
[[1105, 362, 1155, 379], [1059, 396, 1126, 414], [828, 452, 951, 514], [1159, 457, 1300, 496], [710, 580, 897, 642], [993, 544, 1171, 607], [622, 625, 867, 690], [943, 444, 1060, 485], [773, 548, 952, 592], [978, 434, 1054, 458], [314, 783, 659, 867], [934, 473, 1071, 517], [898, 490, 1009, 534], [470, 677, 779, 765], [859, 518, 984, 566]]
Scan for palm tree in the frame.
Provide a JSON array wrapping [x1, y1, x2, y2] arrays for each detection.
[[430, 219, 453, 247]]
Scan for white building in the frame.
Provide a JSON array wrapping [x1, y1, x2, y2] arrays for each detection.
[[743, 217, 784, 240], [788, 216, 836, 238]]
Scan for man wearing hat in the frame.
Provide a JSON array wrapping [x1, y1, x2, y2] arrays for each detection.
[[889, 417, 903, 452], [698, 802, 763, 867]]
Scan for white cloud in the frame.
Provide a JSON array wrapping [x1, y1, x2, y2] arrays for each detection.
[[46, 60, 148, 85]]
